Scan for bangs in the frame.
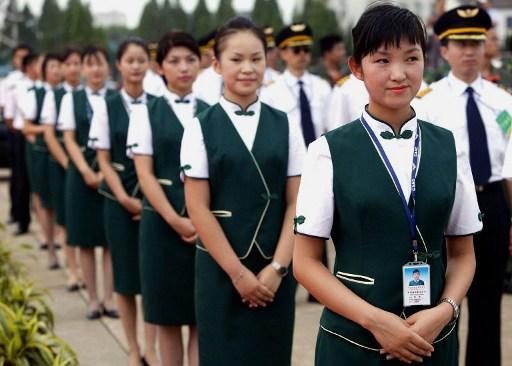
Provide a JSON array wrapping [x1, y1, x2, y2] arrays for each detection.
[[352, 3, 426, 63]]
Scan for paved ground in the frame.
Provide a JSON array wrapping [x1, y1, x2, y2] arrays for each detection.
[[0, 178, 511, 365]]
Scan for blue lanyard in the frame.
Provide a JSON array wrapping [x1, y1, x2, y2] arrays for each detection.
[[360, 116, 421, 260]]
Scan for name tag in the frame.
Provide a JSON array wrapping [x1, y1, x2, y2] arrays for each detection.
[[496, 110, 512, 135], [402, 262, 431, 307]]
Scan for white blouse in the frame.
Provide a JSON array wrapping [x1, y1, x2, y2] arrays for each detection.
[[180, 96, 306, 178], [88, 89, 148, 150], [126, 89, 200, 158], [296, 108, 483, 239], [41, 82, 80, 126], [57, 86, 108, 131]]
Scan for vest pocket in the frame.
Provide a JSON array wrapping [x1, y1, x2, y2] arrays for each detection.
[[335, 271, 375, 285], [211, 210, 232, 218]]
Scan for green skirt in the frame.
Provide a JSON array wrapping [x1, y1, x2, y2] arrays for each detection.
[[104, 198, 141, 295], [65, 164, 106, 248], [32, 149, 53, 209], [139, 208, 195, 325], [48, 158, 66, 226], [315, 322, 458, 365], [24, 141, 35, 193], [195, 247, 295, 366]]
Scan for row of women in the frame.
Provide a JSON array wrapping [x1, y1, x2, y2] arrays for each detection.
[[4, 2, 512, 366]]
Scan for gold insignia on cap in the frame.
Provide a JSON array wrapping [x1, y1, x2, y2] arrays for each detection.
[[291, 24, 306, 32], [264, 27, 274, 35], [457, 8, 479, 18]]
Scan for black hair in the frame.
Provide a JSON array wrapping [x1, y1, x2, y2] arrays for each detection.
[[156, 31, 200, 65], [81, 45, 110, 63], [319, 34, 344, 56], [12, 44, 33, 57], [21, 53, 40, 73], [413, 269, 420, 274], [41, 52, 61, 81], [214, 16, 266, 59], [61, 47, 81, 62], [352, 2, 427, 64], [116, 37, 150, 62]]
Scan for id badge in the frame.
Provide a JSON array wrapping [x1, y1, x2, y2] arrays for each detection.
[[402, 262, 431, 307], [496, 110, 512, 136]]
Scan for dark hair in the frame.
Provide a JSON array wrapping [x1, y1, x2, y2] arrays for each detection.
[[214, 16, 266, 59], [61, 47, 81, 62], [12, 44, 33, 57], [413, 269, 420, 274], [41, 53, 61, 81], [116, 37, 149, 62], [21, 53, 40, 73], [156, 31, 200, 65], [81, 45, 110, 63], [319, 34, 344, 56], [352, 2, 426, 64]]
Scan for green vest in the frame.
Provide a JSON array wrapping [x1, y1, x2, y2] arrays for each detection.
[[99, 92, 155, 200], [143, 96, 209, 213], [72, 89, 114, 170], [53, 87, 67, 142], [198, 103, 289, 258], [33, 87, 47, 150], [320, 120, 457, 349]]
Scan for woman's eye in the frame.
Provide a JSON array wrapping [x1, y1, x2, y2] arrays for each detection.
[[376, 59, 388, 64], [407, 56, 419, 62]]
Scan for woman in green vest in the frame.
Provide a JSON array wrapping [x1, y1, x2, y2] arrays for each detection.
[[182, 17, 306, 366], [89, 38, 158, 366], [128, 31, 209, 366], [42, 47, 83, 291], [22, 53, 62, 269], [293, 4, 482, 365], [60, 46, 115, 320]]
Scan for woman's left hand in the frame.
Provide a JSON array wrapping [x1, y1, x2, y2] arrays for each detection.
[[406, 304, 453, 343], [257, 265, 282, 295]]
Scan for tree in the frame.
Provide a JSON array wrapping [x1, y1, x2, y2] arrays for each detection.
[[62, 0, 106, 47], [251, 0, 283, 30], [294, 0, 341, 44], [171, 0, 189, 32], [136, 0, 161, 42], [18, 4, 37, 47], [37, 0, 64, 52], [191, 0, 214, 39], [215, 0, 236, 26]]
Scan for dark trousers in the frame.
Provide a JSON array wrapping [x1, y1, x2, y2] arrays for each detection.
[[7, 129, 16, 220], [466, 182, 510, 366], [9, 130, 30, 231]]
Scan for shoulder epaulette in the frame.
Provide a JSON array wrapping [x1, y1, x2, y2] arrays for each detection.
[[416, 87, 432, 98], [262, 79, 275, 87], [336, 75, 350, 87]]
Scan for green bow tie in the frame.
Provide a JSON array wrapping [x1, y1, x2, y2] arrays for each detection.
[[380, 130, 413, 140], [234, 110, 255, 116]]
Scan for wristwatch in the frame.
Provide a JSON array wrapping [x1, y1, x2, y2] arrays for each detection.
[[271, 261, 288, 277], [438, 297, 460, 324]]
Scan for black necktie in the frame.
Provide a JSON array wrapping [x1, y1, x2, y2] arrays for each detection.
[[175, 99, 190, 104], [466, 86, 491, 185], [298, 80, 315, 146], [131, 99, 142, 104]]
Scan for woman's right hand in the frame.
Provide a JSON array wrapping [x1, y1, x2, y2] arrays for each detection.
[[83, 169, 102, 189], [121, 196, 142, 216], [169, 217, 197, 242], [367, 310, 434, 364], [232, 268, 274, 308]]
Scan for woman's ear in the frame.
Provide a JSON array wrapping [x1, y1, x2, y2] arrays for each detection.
[[348, 56, 363, 81], [212, 57, 222, 75]]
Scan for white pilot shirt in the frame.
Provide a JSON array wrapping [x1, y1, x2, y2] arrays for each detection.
[[259, 69, 331, 143], [88, 89, 148, 150], [58, 86, 108, 131], [180, 96, 306, 178], [295, 108, 483, 239], [192, 66, 223, 105], [417, 72, 512, 183], [0, 70, 24, 108], [502, 138, 512, 179], [4, 77, 38, 130], [41, 82, 82, 126], [22, 82, 54, 122], [262, 67, 280, 87], [126, 89, 199, 158], [326, 75, 428, 131]]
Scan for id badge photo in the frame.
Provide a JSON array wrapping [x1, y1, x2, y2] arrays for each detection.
[[402, 263, 431, 307]]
